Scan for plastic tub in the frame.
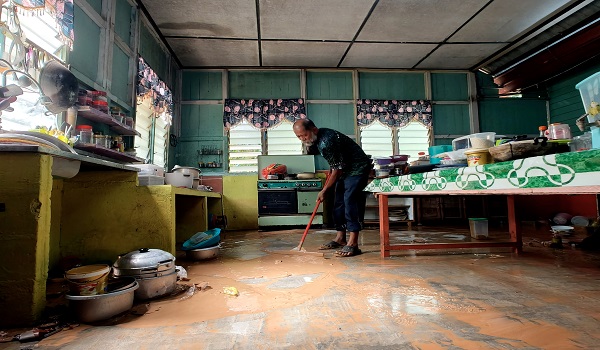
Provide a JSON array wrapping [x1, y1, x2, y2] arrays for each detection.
[[464, 148, 492, 167], [65, 264, 110, 296], [469, 218, 488, 239], [428, 145, 453, 164], [452, 132, 496, 151], [575, 71, 600, 116], [183, 228, 222, 250]]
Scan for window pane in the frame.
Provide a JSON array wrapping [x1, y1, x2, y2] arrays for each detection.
[[397, 122, 430, 160], [360, 121, 393, 158], [266, 120, 302, 155], [228, 119, 261, 173], [135, 99, 154, 163]]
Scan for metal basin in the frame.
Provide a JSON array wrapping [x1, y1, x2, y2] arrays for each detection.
[[65, 280, 138, 323], [186, 245, 220, 261]]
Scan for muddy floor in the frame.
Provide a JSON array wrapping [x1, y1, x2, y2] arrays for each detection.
[[3, 225, 600, 349]]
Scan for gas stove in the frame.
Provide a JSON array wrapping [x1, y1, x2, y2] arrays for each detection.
[[257, 179, 322, 190]]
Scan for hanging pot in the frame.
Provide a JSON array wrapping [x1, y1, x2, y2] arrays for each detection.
[[39, 60, 79, 114]]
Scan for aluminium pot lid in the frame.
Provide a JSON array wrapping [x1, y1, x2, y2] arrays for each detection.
[[113, 248, 175, 272]]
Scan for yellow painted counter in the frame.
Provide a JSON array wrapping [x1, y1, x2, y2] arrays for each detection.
[[0, 151, 222, 327]]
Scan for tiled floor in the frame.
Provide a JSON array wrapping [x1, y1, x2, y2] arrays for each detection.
[[4, 225, 600, 349]]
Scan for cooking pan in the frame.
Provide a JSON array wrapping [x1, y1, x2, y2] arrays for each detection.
[[39, 60, 79, 114]]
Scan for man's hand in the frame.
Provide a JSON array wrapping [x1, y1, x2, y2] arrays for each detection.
[[317, 190, 326, 203]]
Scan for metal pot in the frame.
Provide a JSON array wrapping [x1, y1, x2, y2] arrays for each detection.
[[65, 281, 138, 323], [134, 269, 178, 300], [171, 165, 201, 178], [186, 244, 220, 261], [113, 248, 175, 277]]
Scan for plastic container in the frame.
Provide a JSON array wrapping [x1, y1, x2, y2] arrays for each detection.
[[592, 126, 600, 149], [469, 218, 489, 239], [138, 175, 165, 186], [65, 264, 110, 296], [575, 71, 600, 116], [182, 228, 221, 250], [548, 123, 572, 140], [464, 148, 492, 167], [131, 164, 165, 177], [452, 132, 496, 151], [428, 145, 453, 164]]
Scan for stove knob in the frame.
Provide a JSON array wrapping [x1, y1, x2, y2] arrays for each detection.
[[295, 183, 300, 187]]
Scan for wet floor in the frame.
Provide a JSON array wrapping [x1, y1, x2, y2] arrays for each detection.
[[5, 225, 600, 349]]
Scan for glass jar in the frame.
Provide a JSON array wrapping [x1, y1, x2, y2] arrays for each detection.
[[94, 134, 107, 148], [75, 125, 93, 144]]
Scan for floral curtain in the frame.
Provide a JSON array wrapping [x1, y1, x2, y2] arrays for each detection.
[[356, 99, 432, 129], [223, 98, 306, 129], [13, 0, 74, 49], [137, 56, 173, 116]]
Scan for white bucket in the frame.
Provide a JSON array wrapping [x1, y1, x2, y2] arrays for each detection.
[[65, 264, 110, 296]]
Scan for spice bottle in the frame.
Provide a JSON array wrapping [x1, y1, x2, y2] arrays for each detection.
[[538, 125, 547, 138]]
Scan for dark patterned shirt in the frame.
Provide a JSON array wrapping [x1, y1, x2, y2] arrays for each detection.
[[315, 128, 372, 178]]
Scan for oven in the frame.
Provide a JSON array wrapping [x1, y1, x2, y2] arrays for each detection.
[[257, 179, 323, 227], [257, 155, 323, 228]]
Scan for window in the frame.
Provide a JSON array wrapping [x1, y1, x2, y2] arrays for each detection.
[[397, 122, 430, 159], [0, 2, 68, 132], [228, 119, 262, 173], [266, 120, 302, 155], [227, 119, 303, 173], [360, 120, 393, 158], [359, 121, 430, 160], [134, 98, 170, 167]]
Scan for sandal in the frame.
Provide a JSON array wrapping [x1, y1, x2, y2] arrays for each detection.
[[319, 241, 344, 250], [336, 245, 362, 257]]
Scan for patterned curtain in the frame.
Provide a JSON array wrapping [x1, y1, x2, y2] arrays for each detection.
[[224, 98, 306, 129], [13, 0, 75, 49], [356, 99, 433, 129], [137, 56, 173, 117]]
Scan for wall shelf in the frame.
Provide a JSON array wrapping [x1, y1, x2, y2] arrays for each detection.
[[77, 106, 140, 136], [74, 143, 144, 163]]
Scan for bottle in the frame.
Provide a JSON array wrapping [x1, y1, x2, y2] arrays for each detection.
[[538, 125, 547, 138]]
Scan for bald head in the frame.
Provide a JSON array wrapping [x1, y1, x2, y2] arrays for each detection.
[[293, 119, 318, 146]]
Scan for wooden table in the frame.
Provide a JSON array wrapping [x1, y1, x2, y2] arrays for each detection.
[[365, 150, 600, 258]]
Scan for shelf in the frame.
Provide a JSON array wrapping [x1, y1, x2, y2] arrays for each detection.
[[77, 106, 140, 136], [74, 143, 144, 163]]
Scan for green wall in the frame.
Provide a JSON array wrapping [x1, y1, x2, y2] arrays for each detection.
[[477, 72, 547, 137], [177, 69, 552, 172], [547, 60, 600, 137]]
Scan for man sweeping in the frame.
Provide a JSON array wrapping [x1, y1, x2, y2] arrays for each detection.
[[293, 119, 372, 257]]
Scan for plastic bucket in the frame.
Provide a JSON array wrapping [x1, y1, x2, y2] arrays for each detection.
[[469, 218, 489, 239], [65, 264, 110, 296], [465, 148, 492, 167]]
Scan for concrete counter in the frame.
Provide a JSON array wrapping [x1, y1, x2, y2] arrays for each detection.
[[0, 152, 222, 327]]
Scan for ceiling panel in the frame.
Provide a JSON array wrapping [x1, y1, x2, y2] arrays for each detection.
[[259, 0, 374, 40], [415, 43, 507, 69], [449, 0, 578, 42], [357, 0, 487, 42], [341, 43, 437, 68], [261, 41, 349, 67], [141, 0, 258, 38], [167, 38, 259, 67]]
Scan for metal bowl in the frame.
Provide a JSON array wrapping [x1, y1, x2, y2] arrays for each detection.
[[65, 281, 138, 323], [186, 245, 220, 261]]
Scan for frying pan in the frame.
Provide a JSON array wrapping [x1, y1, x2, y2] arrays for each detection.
[[39, 60, 79, 114]]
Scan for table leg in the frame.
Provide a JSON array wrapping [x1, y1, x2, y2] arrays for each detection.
[[507, 195, 522, 254], [378, 194, 390, 258]]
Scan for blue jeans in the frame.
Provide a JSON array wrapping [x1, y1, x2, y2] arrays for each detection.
[[333, 172, 369, 233]]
